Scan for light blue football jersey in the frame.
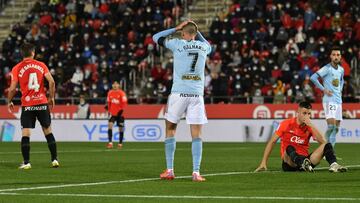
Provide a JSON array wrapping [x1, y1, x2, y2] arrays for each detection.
[[316, 63, 344, 104], [164, 38, 211, 96]]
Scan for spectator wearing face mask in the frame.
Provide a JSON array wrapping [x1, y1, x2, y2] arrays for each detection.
[[76, 94, 90, 119]]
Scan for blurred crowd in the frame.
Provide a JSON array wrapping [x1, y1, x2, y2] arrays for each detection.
[[206, 0, 360, 104], [0, 0, 184, 104], [0, 0, 359, 104]]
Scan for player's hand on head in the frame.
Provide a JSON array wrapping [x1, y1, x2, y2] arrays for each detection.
[[176, 20, 189, 31], [188, 20, 198, 30]]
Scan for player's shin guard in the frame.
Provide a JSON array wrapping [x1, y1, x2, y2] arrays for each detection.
[[21, 137, 30, 164], [119, 131, 124, 144], [286, 145, 305, 167], [45, 133, 57, 161], [165, 137, 176, 170], [323, 143, 337, 165], [108, 129, 113, 142], [192, 138, 203, 172]]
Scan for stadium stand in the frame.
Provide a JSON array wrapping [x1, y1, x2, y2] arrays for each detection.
[[207, 0, 360, 104], [0, 0, 359, 104]]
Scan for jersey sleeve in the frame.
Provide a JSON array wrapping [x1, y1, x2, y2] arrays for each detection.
[[121, 91, 128, 103], [316, 66, 329, 78], [42, 62, 50, 75], [121, 91, 128, 108], [204, 42, 212, 55], [275, 120, 289, 138], [10, 66, 19, 82], [164, 38, 180, 52]]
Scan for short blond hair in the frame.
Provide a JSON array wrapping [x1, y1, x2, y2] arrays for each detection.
[[182, 22, 198, 36]]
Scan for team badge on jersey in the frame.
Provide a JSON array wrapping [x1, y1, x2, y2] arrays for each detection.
[[332, 79, 339, 87]]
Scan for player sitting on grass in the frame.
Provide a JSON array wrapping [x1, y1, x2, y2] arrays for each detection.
[[255, 101, 347, 173]]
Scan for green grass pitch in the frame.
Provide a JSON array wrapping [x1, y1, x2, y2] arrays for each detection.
[[0, 142, 360, 202]]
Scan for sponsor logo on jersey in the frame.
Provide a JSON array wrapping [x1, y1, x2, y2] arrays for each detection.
[[182, 75, 201, 81], [111, 98, 120, 104], [24, 105, 47, 111], [290, 136, 305, 144], [180, 93, 199, 97]]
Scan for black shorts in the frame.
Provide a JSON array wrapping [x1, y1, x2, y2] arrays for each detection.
[[21, 104, 51, 129], [282, 154, 316, 172], [109, 115, 125, 127]]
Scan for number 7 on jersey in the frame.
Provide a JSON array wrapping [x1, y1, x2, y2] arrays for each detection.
[[188, 52, 199, 72]]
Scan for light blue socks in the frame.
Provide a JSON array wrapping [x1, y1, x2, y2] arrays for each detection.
[[165, 137, 176, 169], [192, 138, 203, 172], [326, 124, 338, 148]]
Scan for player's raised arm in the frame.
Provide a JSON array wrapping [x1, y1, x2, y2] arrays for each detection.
[[44, 72, 56, 110], [152, 20, 190, 46], [254, 133, 279, 172]]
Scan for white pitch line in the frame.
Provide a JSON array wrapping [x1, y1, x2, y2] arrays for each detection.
[[0, 147, 248, 155], [0, 193, 359, 201], [0, 164, 359, 193]]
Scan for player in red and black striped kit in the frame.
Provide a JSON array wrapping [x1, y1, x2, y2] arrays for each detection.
[[105, 81, 127, 149], [7, 43, 59, 169]]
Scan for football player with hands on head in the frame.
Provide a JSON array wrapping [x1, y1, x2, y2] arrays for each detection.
[[153, 20, 211, 182]]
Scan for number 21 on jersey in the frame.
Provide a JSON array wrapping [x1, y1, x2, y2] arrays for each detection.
[[28, 72, 40, 92]]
